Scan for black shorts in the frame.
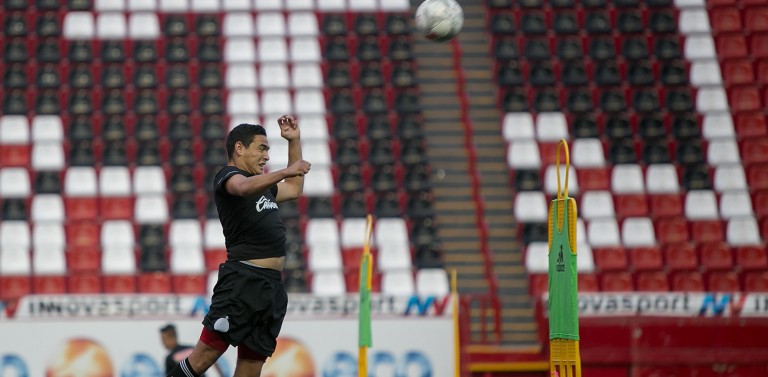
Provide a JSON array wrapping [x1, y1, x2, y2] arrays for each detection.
[[202, 261, 288, 358]]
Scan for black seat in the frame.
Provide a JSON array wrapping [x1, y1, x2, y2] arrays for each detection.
[[572, 116, 599, 138], [357, 36, 381, 61], [366, 116, 391, 141], [136, 140, 161, 166], [101, 115, 128, 141], [638, 115, 667, 140], [35, 90, 59, 114], [550, 0, 575, 7], [585, 11, 611, 34], [395, 91, 421, 113], [5, 14, 27, 37], [360, 63, 384, 88], [170, 139, 195, 166], [101, 41, 125, 63], [6, 0, 27, 9], [521, 12, 546, 35], [338, 164, 364, 193], [204, 140, 227, 166], [322, 14, 346, 36], [2, 199, 27, 220], [134, 41, 157, 63], [524, 38, 550, 60], [165, 15, 188, 37], [628, 61, 654, 86], [534, 90, 560, 112], [608, 140, 637, 164], [135, 65, 158, 88], [392, 62, 416, 87], [103, 140, 129, 166], [404, 164, 431, 192], [136, 116, 160, 141], [504, 89, 529, 112], [494, 38, 518, 60], [196, 15, 220, 37], [622, 37, 649, 60], [589, 38, 615, 61], [102, 89, 126, 115], [398, 115, 423, 140], [682, 164, 711, 190], [307, 197, 334, 218], [363, 90, 387, 114], [600, 90, 627, 113], [388, 37, 412, 61], [666, 89, 693, 113], [498, 62, 524, 86], [369, 140, 395, 166], [37, 14, 61, 37], [605, 115, 632, 139], [330, 90, 355, 114], [650, 11, 676, 33], [166, 38, 189, 62], [35, 171, 61, 193], [661, 62, 688, 86], [69, 41, 93, 63], [557, 38, 583, 61], [553, 12, 579, 35], [202, 116, 225, 140], [169, 166, 195, 192], [341, 191, 368, 217], [633, 89, 660, 113], [168, 90, 191, 115], [654, 37, 681, 60], [355, 15, 378, 35], [374, 191, 402, 218], [172, 194, 199, 219], [135, 90, 159, 115], [69, 116, 93, 141], [530, 64, 555, 86], [200, 90, 224, 114], [671, 114, 700, 139], [5, 39, 28, 62], [562, 63, 588, 86], [37, 39, 60, 62], [69, 65, 93, 88], [522, 223, 548, 244], [101, 65, 125, 88], [372, 164, 397, 193], [385, 14, 408, 35], [37, 0, 59, 8], [407, 190, 434, 219], [401, 138, 426, 166], [333, 115, 358, 140], [582, 0, 607, 7], [515, 169, 542, 191], [676, 140, 705, 165], [35, 66, 59, 90], [411, 218, 438, 249], [69, 140, 94, 166], [567, 90, 593, 113], [7, 64, 27, 88], [595, 62, 621, 86], [642, 139, 671, 164], [327, 63, 351, 88], [326, 36, 349, 61], [617, 11, 644, 34], [491, 13, 515, 34], [68, 90, 92, 115], [169, 115, 194, 140]]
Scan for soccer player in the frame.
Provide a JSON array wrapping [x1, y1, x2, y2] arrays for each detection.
[[167, 115, 311, 377]]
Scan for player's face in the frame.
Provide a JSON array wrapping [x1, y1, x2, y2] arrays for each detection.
[[244, 135, 270, 175]]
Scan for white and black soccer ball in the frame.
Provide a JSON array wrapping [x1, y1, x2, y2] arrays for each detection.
[[415, 0, 464, 42]]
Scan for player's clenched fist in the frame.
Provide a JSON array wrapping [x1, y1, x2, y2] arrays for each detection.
[[286, 159, 311, 177]]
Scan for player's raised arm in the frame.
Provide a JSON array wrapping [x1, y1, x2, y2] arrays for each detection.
[[275, 114, 310, 202]]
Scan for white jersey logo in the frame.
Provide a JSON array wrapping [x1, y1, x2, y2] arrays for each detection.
[[255, 196, 279, 212]]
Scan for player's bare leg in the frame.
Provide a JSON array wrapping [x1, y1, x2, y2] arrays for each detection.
[[233, 359, 265, 377]]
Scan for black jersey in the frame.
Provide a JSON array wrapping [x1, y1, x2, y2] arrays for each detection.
[[213, 166, 286, 261]]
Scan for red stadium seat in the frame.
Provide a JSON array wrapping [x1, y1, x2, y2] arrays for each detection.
[[68, 273, 102, 294], [600, 272, 634, 292], [0, 276, 31, 299], [656, 217, 690, 245], [722, 60, 754, 86], [138, 273, 172, 293], [664, 243, 698, 271], [707, 271, 740, 292], [66, 220, 100, 249], [736, 246, 768, 270], [345, 268, 382, 293], [173, 275, 206, 294], [690, 220, 725, 243], [753, 191, 768, 219], [717, 34, 748, 59], [636, 271, 669, 292], [744, 271, 768, 292], [204, 249, 227, 271], [748, 166, 768, 191], [699, 242, 734, 270], [0, 145, 31, 167], [736, 112, 767, 138], [593, 247, 628, 271], [709, 8, 742, 34], [33, 275, 67, 294], [578, 274, 599, 292], [614, 194, 649, 218], [530, 273, 548, 296], [741, 138, 768, 164], [630, 246, 663, 271], [103, 275, 137, 293], [757, 59, 768, 86], [64, 197, 98, 220], [100, 197, 134, 220], [578, 168, 610, 191], [649, 194, 683, 218], [66, 247, 101, 273], [671, 271, 705, 292], [728, 87, 761, 113], [744, 7, 768, 33], [751, 34, 768, 59]]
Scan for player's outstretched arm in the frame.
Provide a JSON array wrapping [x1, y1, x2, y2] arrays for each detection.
[[224, 164, 308, 198], [276, 115, 309, 202]]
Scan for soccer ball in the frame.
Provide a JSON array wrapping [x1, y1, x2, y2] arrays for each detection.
[[415, 0, 464, 42]]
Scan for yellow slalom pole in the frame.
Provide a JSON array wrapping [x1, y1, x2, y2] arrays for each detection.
[[358, 214, 374, 377], [451, 268, 460, 377]]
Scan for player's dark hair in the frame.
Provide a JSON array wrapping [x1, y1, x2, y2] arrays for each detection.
[[226, 123, 267, 159], [160, 324, 177, 336]]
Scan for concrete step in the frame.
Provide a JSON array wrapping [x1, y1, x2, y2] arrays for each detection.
[[435, 200, 477, 211], [445, 253, 485, 263], [442, 241, 482, 251]]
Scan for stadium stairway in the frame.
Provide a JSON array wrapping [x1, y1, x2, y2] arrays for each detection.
[[458, 0, 541, 350], [409, 0, 500, 344]]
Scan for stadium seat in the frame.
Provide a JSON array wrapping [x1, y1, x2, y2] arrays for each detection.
[[708, 271, 740, 292], [672, 271, 705, 292], [630, 246, 663, 271], [0, 220, 31, 249], [720, 191, 753, 219], [714, 165, 747, 192], [514, 192, 549, 222], [593, 247, 628, 271], [525, 243, 549, 273], [102, 245, 136, 275], [0, 168, 31, 197], [636, 271, 669, 292], [587, 218, 621, 247], [690, 60, 722, 87], [615, 194, 649, 219], [33, 194, 66, 222], [580, 191, 616, 220], [544, 165, 579, 195], [736, 246, 768, 270], [572, 139, 606, 167], [691, 220, 726, 244], [622, 217, 656, 247], [138, 272, 172, 293], [173, 275, 206, 294], [170, 246, 205, 274], [416, 268, 450, 296], [507, 140, 542, 169], [33, 246, 66, 275], [684, 191, 719, 220], [684, 35, 716, 60], [726, 217, 762, 246], [134, 195, 169, 224], [664, 243, 698, 271], [382, 270, 415, 296], [33, 222, 65, 250], [744, 271, 768, 292], [735, 112, 767, 138], [745, 7, 768, 32], [612, 164, 645, 194], [311, 270, 346, 296], [699, 242, 734, 271], [656, 217, 689, 245], [0, 276, 32, 299], [601, 272, 634, 292], [308, 243, 343, 271], [224, 38, 256, 63]]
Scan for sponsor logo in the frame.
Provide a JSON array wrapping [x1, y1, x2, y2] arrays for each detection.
[[255, 196, 278, 212]]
